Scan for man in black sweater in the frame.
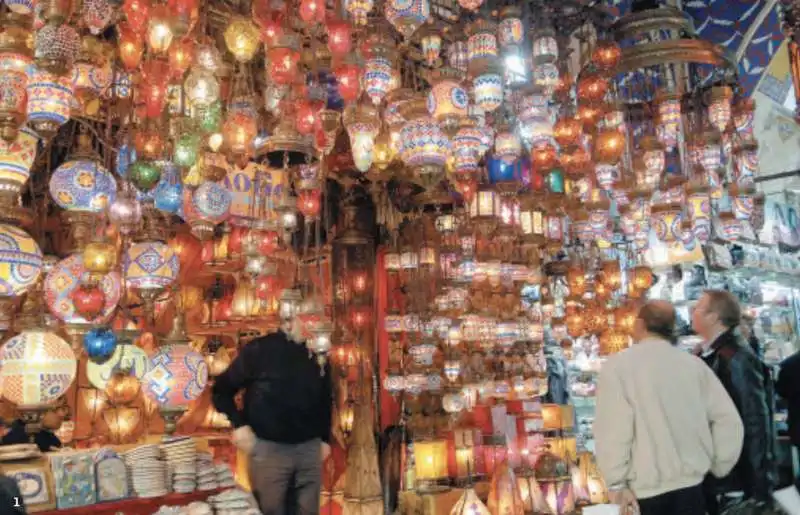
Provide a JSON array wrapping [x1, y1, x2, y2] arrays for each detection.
[[212, 328, 333, 515]]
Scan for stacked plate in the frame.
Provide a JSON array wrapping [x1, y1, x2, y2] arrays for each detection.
[[208, 488, 260, 514], [215, 463, 236, 489], [124, 445, 168, 498], [161, 437, 197, 493], [183, 501, 214, 515], [0, 444, 40, 462], [196, 452, 218, 491]]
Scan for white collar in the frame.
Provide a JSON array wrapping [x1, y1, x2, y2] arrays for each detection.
[[701, 329, 726, 357]]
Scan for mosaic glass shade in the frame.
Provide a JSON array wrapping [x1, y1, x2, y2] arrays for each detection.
[[0, 128, 37, 191], [187, 180, 232, 224], [143, 344, 208, 408], [472, 73, 502, 112], [399, 117, 451, 169], [427, 81, 468, 121], [363, 56, 393, 106], [2, 0, 35, 14], [385, 0, 430, 39], [0, 329, 77, 407], [26, 69, 74, 127], [0, 223, 42, 297], [44, 253, 122, 324], [49, 158, 117, 212], [123, 241, 180, 291]]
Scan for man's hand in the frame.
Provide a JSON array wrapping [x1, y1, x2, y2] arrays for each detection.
[[321, 441, 331, 461], [232, 425, 257, 454], [608, 488, 639, 515]]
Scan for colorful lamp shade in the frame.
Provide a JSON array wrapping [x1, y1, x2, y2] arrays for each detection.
[[494, 129, 522, 163], [0, 54, 29, 139], [184, 67, 220, 108], [399, 117, 451, 170], [532, 28, 558, 64], [49, 158, 117, 212], [191, 181, 232, 224], [343, 103, 380, 173], [363, 56, 394, 106], [651, 203, 683, 243], [3, 0, 35, 14], [123, 241, 180, 291], [143, 343, 208, 408], [466, 21, 498, 73], [44, 253, 122, 324], [0, 128, 37, 195], [26, 69, 74, 137], [0, 329, 77, 407], [472, 73, 503, 112], [499, 6, 524, 48], [0, 223, 43, 297], [428, 80, 468, 126], [385, 0, 430, 39], [346, 0, 374, 25]]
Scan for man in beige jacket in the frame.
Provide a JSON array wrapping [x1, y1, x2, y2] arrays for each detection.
[[594, 300, 744, 515]]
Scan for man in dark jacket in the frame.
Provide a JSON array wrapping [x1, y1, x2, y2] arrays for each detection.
[[777, 350, 800, 473], [692, 290, 774, 513], [212, 326, 332, 515]]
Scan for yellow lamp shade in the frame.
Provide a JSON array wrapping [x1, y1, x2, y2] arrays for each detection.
[[0, 223, 43, 297], [103, 406, 140, 443], [413, 440, 448, 481], [123, 241, 180, 292], [0, 128, 37, 194], [0, 329, 77, 407]]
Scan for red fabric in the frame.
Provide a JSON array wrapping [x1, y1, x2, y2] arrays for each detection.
[[37, 488, 226, 515], [376, 248, 400, 429]]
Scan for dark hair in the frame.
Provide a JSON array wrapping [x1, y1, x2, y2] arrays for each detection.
[[638, 301, 676, 343], [703, 289, 742, 329]]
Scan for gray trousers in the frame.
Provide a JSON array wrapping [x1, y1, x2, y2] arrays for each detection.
[[249, 438, 322, 515]]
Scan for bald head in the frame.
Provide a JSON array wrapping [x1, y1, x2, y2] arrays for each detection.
[[634, 300, 677, 344]]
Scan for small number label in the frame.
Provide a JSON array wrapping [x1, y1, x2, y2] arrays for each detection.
[[13, 497, 21, 507]]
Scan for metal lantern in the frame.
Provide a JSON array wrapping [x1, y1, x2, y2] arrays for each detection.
[[399, 98, 451, 180], [532, 26, 558, 64], [656, 92, 681, 150], [469, 183, 500, 234], [447, 41, 468, 72], [708, 85, 733, 133]]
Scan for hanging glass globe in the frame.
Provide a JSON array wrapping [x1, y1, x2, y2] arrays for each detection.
[[108, 187, 142, 235], [224, 17, 261, 62], [173, 133, 200, 167], [128, 160, 162, 193], [184, 67, 220, 108], [49, 136, 117, 213]]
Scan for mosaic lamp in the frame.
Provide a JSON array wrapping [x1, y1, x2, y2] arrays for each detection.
[[0, 12, 32, 142], [123, 240, 180, 318], [0, 223, 43, 298], [0, 128, 38, 209], [26, 68, 74, 140], [49, 133, 118, 213], [143, 313, 208, 433], [0, 329, 77, 412]]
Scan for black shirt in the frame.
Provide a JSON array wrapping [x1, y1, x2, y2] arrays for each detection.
[[2, 421, 61, 453], [212, 330, 333, 444]]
